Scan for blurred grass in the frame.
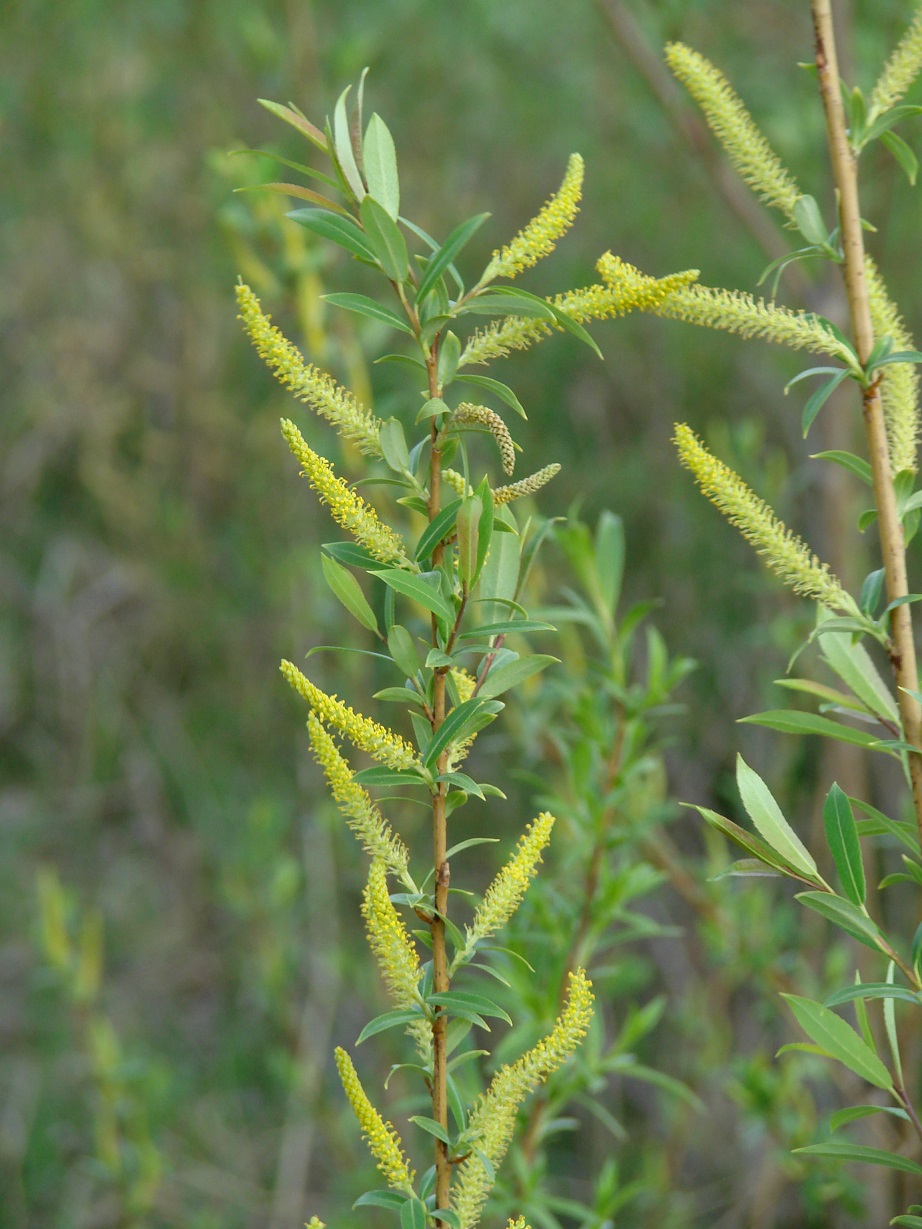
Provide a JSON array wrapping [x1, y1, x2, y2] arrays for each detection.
[[3, 0, 921, 1225]]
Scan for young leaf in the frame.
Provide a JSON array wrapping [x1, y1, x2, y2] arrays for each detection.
[[379, 418, 412, 473], [409, 1115, 451, 1145], [363, 113, 400, 218], [257, 98, 327, 150], [415, 213, 490, 306], [321, 553, 378, 633], [811, 449, 873, 485], [880, 129, 919, 185], [456, 495, 483, 586], [455, 373, 527, 419], [736, 755, 820, 880], [422, 698, 501, 771], [332, 84, 365, 200], [400, 1198, 428, 1229], [356, 1008, 428, 1044], [360, 195, 409, 282], [414, 498, 463, 563], [823, 783, 866, 905], [353, 1191, 410, 1211], [690, 805, 810, 877], [793, 194, 830, 246], [780, 994, 894, 1090]]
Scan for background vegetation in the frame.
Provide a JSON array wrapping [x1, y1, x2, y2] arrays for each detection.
[[4, 1, 921, 1225]]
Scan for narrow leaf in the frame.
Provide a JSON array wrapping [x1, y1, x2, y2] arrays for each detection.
[[478, 654, 558, 699], [287, 208, 376, 261], [823, 783, 866, 905], [781, 994, 893, 1089], [794, 1142, 922, 1176], [322, 292, 413, 334], [321, 553, 378, 633], [371, 569, 456, 624], [415, 213, 490, 305], [455, 373, 527, 419], [414, 499, 463, 563], [795, 891, 885, 953], [740, 710, 895, 754], [363, 114, 400, 218], [736, 755, 819, 878], [360, 195, 409, 282], [356, 1008, 427, 1044]]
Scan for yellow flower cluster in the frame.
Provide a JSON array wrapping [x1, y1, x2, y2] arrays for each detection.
[[282, 660, 420, 771], [460, 260, 699, 366], [452, 969, 594, 1229], [494, 464, 561, 506], [236, 283, 381, 455], [664, 42, 801, 220], [599, 258, 853, 361], [281, 419, 413, 567], [307, 714, 412, 882], [674, 424, 859, 614], [454, 813, 555, 970], [866, 256, 919, 475], [484, 153, 584, 281], [305, 1218, 326, 1229], [362, 859, 431, 1060], [869, 7, 922, 119], [442, 470, 471, 498], [334, 1048, 415, 1193], [446, 667, 479, 768], [454, 403, 516, 475]]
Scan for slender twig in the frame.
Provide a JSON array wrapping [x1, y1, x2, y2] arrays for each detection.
[[811, 0, 922, 843]]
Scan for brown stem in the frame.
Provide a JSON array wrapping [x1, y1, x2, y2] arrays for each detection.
[[425, 351, 452, 1224], [811, 0, 922, 843]]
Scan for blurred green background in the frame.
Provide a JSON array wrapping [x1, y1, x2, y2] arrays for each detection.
[[4, 1, 921, 1225]]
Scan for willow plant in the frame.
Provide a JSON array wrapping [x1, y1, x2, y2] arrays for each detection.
[[236, 83, 692, 1229], [579, 4, 922, 1219]]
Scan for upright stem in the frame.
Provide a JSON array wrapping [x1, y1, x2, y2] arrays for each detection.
[[425, 351, 452, 1223], [811, 0, 922, 841]]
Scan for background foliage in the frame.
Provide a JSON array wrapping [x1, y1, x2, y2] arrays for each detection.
[[3, 1, 921, 1226]]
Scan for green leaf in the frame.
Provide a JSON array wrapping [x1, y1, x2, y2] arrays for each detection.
[[829, 1104, 909, 1132], [794, 1142, 922, 1176], [238, 181, 351, 213], [438, 332, 462, 387], [795, 891, 885, 953], [422, 698, 500, 771], [458, 619, 555, 639], [690, 805, 808, 876], [478, 653, 558, 699], [802, 369, 851, 436], [257, 98, 327, 150], [414, 499, 463, 563], [892, 1217, 922, 1227], [456, 495, 483, 585], [825, 983, 921, 1009], [363, 114, 400, 218], [445, 837, 499, 860], [428, 990, 513, 1025], [817, 612, 899, 722], [409, 1115, 451, 1145], [417, 396, 451, 423], [332, 84, 365, 200], [736, 755, 820, 879], [357, 1008, 427, 1044], [353, 767, 428, 788], [322, 292, 413, 335], [811, 450, 873, 485], [880, 129, 919, 185], [739, 710, 895, 754], [454, 374, 527, 419], [373, 686, 425, 709], [400, 1198, 428, 1229], [320, 553, 378, 633], [487, 286, 603, 358], [415, 213, 490, 305], [709, 859, 784, 881], [793, 194, 829, 246], [431, 1210, 461, 1229], [353, 1191, 409, 1211], [323, 541, 378, 570], [287, 208, 376, 261], [823, 783, 866, 905], [388, 624, 420, 679], [360, 195, 410, 283], [781, 994, 893, 1089], [371, 569, 456, 624]]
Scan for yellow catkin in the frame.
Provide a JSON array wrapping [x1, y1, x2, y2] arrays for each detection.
[[674, 424, 859, 614], [870, 5, 922, 119], [865, 256, 919, 475], [362, 859, 431, 1060], [452, 970, 594, 1229], [460, 262, 699, 366], [599, 255, 853, 361], [485, 154, 584, 280], [665, 42, 801, 220], [493, 465, 561, 506], [236, 283, 381, 455], [454, 813, 555, 969], [282, 661, 420, 771], [307, 714, 412, 882], [334, 1048, 415, 1193], [281, 418, 413, 567], [454, 404, 516, 475], [305, 1218, 326, 1229]]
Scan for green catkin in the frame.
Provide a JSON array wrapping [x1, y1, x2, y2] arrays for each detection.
[[674, 423, 859, 615], [869, 5, 922, 119], [454, 403, 516, 475], [865, 256, 919, 475], [665, 41, 802, 220]]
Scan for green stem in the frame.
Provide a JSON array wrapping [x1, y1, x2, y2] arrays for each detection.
[[811, 0, 922, 846]]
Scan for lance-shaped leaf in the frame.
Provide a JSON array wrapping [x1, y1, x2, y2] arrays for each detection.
[[822, 783, 866, 905], [363, 113, 400, 219], [321, 553, 378, 633], [456, 495, 483, 586], [689, 805, 816, 879], [795, 891, 886, 953], [371, 569, 455, 624], [360, 195, 409, 283], [794, 1141, 922, 1177], [780, 994, 894, 1090], [736, 755, 821, 880], [415, 213, 490, 306]]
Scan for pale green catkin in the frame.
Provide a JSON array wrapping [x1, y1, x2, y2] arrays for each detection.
[[865, 256, 919, 475], [869, 5, 922, 119]]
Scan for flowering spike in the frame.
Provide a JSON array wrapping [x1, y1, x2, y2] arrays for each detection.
[[454, 403, 516, 475], [236, 283, 381, 455], [599, 256, 854, 361], [869, 6, 922, 120], [665, 42, 802, 219], [305, 1218, 326, 1229], [362, 859, 430, 1060], [484, 154, 584, 281], [281, 418, 413, 567], [307, 714, 412, 882], [334, 1047, 416, 1193], [865, 257, 919, 475], [453, 813, 555, 971], [451, 970, 594, 1229], [674, 424, 859, 615], [493, 465, 561, 506], [282, 661, 420, 771], [460, 262, 699, 366]]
